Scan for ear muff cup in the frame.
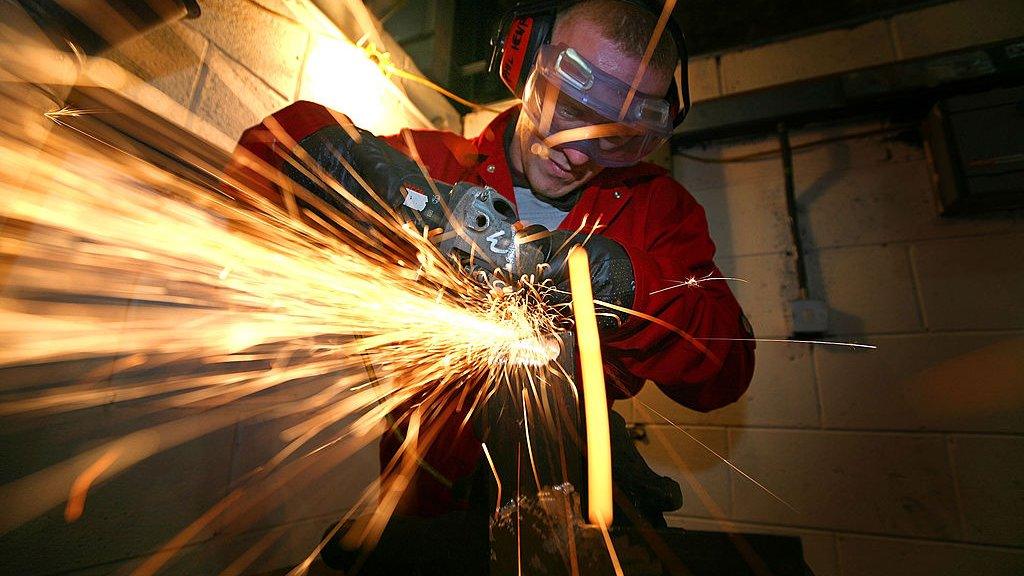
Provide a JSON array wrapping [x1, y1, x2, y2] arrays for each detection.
[[490, 3, 558, 99], [489, 0, 691, 128]]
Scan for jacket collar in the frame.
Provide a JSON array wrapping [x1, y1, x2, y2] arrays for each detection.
[[466, 106, 519, 201]]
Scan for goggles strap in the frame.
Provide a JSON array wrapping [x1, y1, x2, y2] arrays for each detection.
[[619, 0, 677, 121], [542, 122, 638, 149]]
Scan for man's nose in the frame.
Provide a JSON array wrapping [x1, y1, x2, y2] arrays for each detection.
[[561, 146, 591, 167]]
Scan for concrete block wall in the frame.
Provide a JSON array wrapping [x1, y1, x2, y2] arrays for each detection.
[[618, 4, 1024, 572], [0, 374, 382, 576], [627, 116, 1024, 574], [104, 0, 459, 149], [685, 0, 1024, 102], [467, 4, 1023, 574]]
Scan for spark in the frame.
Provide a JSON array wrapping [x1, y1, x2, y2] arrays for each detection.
[[522, 388, 543, 491], [0, 93, 566, 559], [64, 447, 122, 522], [44, 106, 105, 120], [0, 36, 858, 576], [482, 442, 503, 519], [649, 273, 750, 295], [596, 518, 625, 576], [567, 246, 613, 527], [636, 400, 799, 514]]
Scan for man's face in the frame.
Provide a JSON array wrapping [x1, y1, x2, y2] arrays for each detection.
[[509, 17, 673, 199]]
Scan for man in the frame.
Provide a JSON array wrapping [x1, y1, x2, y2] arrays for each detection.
[[225, 0, 754, 568]]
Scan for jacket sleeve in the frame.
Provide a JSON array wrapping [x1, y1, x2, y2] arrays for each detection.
[[221, 100, 346, 209], [603, 179, 755, 412]]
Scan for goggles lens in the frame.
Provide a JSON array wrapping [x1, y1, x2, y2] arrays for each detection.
[[522, 44, 672, 167]]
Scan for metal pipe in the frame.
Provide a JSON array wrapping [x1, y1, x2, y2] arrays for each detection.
[[777, 122, 809, 299]]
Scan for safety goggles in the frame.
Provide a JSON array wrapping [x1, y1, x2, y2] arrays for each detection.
[[522, 43, 674, 167]]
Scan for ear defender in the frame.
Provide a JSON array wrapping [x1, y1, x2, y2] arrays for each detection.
[[490, 3, 559, 99], [489, 0, 692, 128]]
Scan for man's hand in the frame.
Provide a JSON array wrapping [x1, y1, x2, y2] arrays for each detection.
[[522, 228, 635, 331], [287, 125, 435, 220]]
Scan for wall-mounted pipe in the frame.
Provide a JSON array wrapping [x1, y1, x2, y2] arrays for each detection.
[[777, 123, 809, 299], [778, 122, 830, 336]]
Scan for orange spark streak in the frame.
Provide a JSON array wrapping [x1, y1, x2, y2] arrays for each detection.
[[482, 442, 503, 519], [567, 246, 612, 527], [64, 447, 122, 522], [522, 387, 543, 491], [637, 399, 798, 513], [596, 519, 625, 576], [542, 122, 639, 149], [618, 0, 677, 121], [596, 298, 720, 364], [633, 401, 777, 576]]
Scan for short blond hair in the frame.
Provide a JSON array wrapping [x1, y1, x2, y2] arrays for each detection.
[[555, 0, 679, 75]]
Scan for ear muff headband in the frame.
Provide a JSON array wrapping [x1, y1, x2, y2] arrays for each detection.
[[489, 0, 691, 128]]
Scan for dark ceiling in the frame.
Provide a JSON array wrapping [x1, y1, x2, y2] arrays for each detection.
[[371, 0, 945, 109]]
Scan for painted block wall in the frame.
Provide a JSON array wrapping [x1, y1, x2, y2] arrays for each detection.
[[628, 119, 1024, 575], [687, 0, 1024, 102], [103, 0, 459, 149], [464, 3, 1023, 570]]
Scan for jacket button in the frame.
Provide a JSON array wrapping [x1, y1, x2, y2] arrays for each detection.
[[613, 191, 622, 199], [486, 164, 496, 173]]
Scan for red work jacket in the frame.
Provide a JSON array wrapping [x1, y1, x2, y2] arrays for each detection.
[[226, 101, 755, 514]]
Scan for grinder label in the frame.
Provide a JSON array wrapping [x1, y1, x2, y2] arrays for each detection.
[[402, 185, 428, 211]]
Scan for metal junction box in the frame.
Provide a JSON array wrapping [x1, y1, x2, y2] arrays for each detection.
[[924, 84, 1024, 215]]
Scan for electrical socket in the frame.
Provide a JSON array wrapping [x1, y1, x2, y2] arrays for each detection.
[[790, 299, 828, 336]]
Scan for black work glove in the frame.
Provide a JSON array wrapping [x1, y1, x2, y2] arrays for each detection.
[[284, 124, 444, 225], [608, 409, 682, 527], [524, 228, 635, 332]]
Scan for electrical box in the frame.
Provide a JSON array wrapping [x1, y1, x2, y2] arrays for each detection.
[[790, 299, 829, 336], [924, 84, 1024, 215]]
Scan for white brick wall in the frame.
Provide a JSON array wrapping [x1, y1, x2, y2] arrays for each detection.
[[913, 235, 1024, 331], [951, 435, 1024, 546], [838, 536, 1024, 576], [807, 244, 924, 335], [635, 344, 820, 428], [728, 430, 960, 538], [104, 0, 458, 145], [192, 45, 289, 141], [720, 21, 897, 94], [693, 0, 1024, 97], [890, 0, 1024, 60], [816, 333, 1024, 433], [638, 112, 1024, 573], [185, 0, 309, 99]]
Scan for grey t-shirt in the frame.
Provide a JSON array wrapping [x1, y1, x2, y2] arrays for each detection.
[[513, 186, 570, 230]]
